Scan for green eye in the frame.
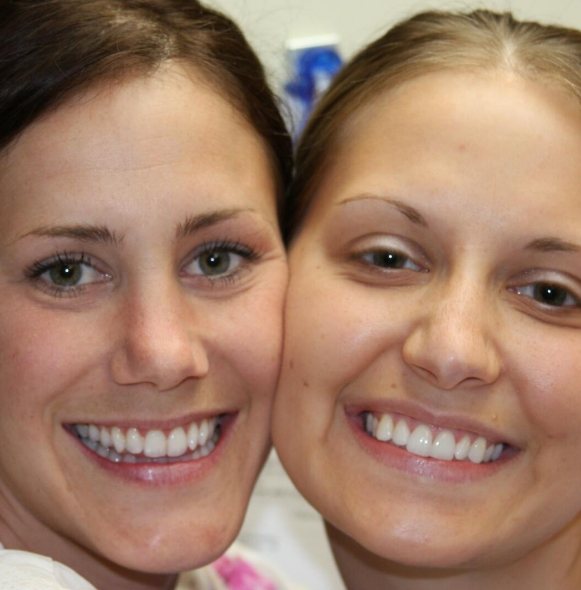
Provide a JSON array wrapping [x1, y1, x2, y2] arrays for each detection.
[[48, 261, 84, 286], [183, 241, 257, 284], [197, 251, 233, 276], [26, 252, 108, 297]]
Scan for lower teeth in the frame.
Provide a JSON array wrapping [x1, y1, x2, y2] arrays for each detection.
[[79, 427, 220, 464]]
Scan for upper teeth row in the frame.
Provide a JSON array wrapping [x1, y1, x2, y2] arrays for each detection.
[[75, 418, 219, 459], [366, 413, 504, 464]]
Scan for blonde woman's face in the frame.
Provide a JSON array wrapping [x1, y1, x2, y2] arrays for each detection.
[[273, 71, 581, 569]]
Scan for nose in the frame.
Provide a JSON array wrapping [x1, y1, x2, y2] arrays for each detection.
[[402, 278, 501, 390], [110, 282, 209, 391]]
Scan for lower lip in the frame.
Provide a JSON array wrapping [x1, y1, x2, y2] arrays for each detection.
[[67, 414, 236, 486], [347, 413, 516, 483]]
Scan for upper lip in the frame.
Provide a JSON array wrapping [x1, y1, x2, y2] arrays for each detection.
[[65, 409, 235, 431], [345, 399, 521, 449]]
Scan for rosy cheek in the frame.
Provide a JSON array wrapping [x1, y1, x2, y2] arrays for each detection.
[[510, 337, 581, 439]]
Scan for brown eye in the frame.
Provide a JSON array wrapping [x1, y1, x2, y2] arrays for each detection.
[[514, 282, 579, 309], [533, 283, 575, 307], [360, 249, 422, 272]]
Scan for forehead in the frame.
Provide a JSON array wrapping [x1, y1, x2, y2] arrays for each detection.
[[305, 70, 581, 227], [0, 63, 276, 226]]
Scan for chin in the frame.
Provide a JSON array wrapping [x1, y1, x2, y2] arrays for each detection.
[[328, 512, 503, 573], [88, 505, 244, 575]]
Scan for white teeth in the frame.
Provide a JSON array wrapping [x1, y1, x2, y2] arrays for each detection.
[[376, 414, 393, 442], [77, 425, 89, 439], [454, 435, 471, 460], [144, 430, 167, 458], [126, 428, 144, 454], [187, 422, 199, 451], [468, 437, 487, 464], [366, 412, 505, 465], [483, 444, 494, 463], [111, 427, 126, 454], [406, 425, 432, 457], [392, 420, 411, 446], [430, 430, 456, 461], [100, 427, 111, 449], [366, 413, 375, 435], [73, 418, 221, 464], [167, 427, 187, 457], [198, 419, 210, 446]]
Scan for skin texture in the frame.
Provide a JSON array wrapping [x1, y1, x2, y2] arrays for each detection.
[[273, 70, 581, 589], [0, 63, 287, 590]]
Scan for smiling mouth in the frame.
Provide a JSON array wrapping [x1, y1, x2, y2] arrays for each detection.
[[72, 416, 223, 464], [363, 411, 509, 464]]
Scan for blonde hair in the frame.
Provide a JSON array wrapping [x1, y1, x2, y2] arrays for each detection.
[[285, 10, 581, 237]]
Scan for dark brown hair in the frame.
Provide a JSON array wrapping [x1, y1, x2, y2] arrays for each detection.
[[286, 9, 581, 237], [0, 0, 292, 212]]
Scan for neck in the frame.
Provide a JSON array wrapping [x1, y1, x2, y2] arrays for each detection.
[[326, 521, 581, 590]]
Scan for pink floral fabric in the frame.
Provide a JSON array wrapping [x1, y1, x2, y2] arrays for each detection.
[[212, 554, 278, 590]]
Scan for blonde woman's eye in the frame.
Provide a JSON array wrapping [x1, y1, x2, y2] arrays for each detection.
[[360, 250, 422, 271], [515, 282, 579, 308]]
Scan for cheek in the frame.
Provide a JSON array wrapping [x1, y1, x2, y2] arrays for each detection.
[[284, 274, 405, 392], [216, 271, 287, 396], [0, 303, 103, 410], [513, 331, 581, 439]]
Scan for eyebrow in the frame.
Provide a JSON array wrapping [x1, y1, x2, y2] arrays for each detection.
[[18, 208, 254, 245], [20, 224, 121, 245], [525, 237, 581, 253], [176, 208, 254, 239], [338, 194, 428, 227]]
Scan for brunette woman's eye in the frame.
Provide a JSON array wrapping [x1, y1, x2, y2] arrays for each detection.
[[514, 282, 579, 308], [26, 253, 108, 295], [183, 241, 259, 284], [197, 250, 239, 276]]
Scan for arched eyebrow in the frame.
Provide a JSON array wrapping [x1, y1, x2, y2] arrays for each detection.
[[19, 225, 121, 244], [525, 238, 580, 253], [175, 208, 254, 239], [337, 194, 428, 227]]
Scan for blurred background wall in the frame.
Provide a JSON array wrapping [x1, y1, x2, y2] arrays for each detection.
[[207, 0, 581, 91]]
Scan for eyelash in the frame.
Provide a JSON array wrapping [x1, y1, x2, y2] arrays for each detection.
[[183, 240, 260, 286], [351, 245, 425, 274], [24, 251, 107, 298], [511, 281, 580, 311], [24, 240, 261, 298], [349, 243, 580, 314]]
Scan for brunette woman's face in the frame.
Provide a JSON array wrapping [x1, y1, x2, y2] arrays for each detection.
[[0, 64, 287, 577], [273, 71, 581, 569]]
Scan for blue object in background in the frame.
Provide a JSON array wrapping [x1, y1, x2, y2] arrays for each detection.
[[284, 43, 343, 139]]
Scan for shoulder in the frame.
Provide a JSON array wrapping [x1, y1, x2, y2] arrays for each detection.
[[0, 547, 96, 590], [178, 543, 304, 590]]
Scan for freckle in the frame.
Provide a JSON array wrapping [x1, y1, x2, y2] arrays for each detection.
[[303, 380, 310, 388], [390, 383, 396, 389]]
